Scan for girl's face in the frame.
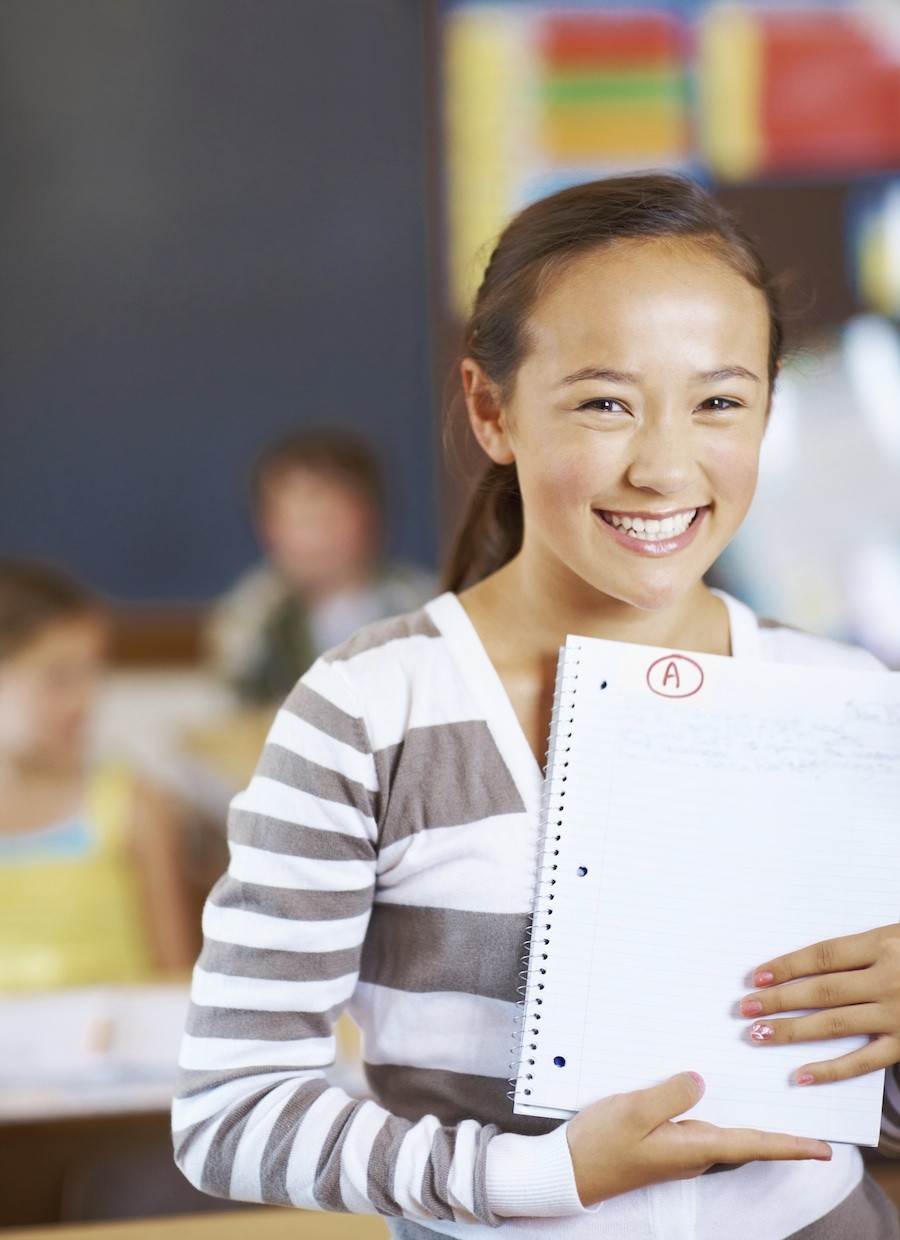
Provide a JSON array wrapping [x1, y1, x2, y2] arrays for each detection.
[[0, 614, 109, 764], [469, 238, 772, 615]]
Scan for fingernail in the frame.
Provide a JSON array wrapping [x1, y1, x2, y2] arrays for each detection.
[[740, 998, 763, 1017], [750, 1022, 774, 1042], [815, 1144, 832, 1161], [796, 1072, 815, 1086], [687, 1071, 705, 1097], [753, 970, 775, 987]]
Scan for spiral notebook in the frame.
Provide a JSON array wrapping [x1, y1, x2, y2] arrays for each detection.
[[512, 637, 900, 1144]]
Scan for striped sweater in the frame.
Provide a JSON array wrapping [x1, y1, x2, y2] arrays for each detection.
[[173, 590, 899, 1238]]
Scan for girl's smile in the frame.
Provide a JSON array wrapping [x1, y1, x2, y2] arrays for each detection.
[[594, 505, 705, 556]]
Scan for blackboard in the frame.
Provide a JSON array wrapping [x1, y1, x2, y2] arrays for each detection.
[[0, 0, 436, 602]]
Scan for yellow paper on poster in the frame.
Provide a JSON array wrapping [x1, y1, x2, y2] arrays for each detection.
[[540, 105, 689, 162], [444, 8, 530, 316], [698, 5, 764, 182]]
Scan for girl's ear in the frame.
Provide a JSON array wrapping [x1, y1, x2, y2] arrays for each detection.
[[461, 359, 516, 465]]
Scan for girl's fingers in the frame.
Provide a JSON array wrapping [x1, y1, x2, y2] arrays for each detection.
[[753, 927, 892, 987], [680, 1120, 832, 1165], [632, 1071, 705, 1130], [740, 969, 876, 1018], [746, 1004, 883, 1047], [792, 1035, 900, 1086]]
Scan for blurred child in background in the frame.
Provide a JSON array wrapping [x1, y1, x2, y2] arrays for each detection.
[[207, 428, 434, 704], [0, 561, 198, 991]]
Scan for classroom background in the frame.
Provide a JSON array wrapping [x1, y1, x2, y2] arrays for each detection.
[[1, 0, 899, 1235]]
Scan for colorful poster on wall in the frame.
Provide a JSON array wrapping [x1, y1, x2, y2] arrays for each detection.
[[699, 5, 900, 182], [443, 4, 693, 315], [443, 1, 900, 316]]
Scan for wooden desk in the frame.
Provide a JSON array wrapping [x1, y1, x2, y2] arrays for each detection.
[[2, 1172, 900, 1238], [1, 1207, 389, 1239]]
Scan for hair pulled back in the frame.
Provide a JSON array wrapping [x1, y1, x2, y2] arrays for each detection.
[[0, 560, 102, 663], [250, 428, 385, 517], [444, 173, 784, 592]]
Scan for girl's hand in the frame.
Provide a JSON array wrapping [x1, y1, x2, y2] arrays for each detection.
[[567, 1072, 831, 1207], [740, 925, 900, 1085]]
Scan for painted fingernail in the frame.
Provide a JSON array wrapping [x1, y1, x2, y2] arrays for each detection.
[[687, 1071, 705, 1097], [796, 1072, 815, 1086], [750, 1022, 774, 1042], [753, 971, 775, 987], [740, 998, 764, 1017]]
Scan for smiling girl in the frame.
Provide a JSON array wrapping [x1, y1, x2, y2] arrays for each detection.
[[0, 561, 198, 990], [173, 175, 899, 1238]]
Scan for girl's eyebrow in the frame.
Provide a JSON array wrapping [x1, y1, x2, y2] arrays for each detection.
[[558, 366, 640, 387], [697, 366, 760, 383], [558, 364, 760, 387]]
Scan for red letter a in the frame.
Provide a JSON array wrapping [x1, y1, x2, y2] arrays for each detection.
[[662, 661, 680, 690]]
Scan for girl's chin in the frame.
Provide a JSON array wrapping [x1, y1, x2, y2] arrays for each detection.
[[602, 584, 700, 615], [548, 574, 705, 618], [569, 557, 711, 614], [524, 538, 716, 612]]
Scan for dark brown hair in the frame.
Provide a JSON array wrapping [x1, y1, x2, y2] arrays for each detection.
[[0, 560, 103, 663], [443, 173, 785, 592], [250, 428, 385, 516]]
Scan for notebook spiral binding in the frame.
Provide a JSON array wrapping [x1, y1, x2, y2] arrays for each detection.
[[507, 641, 582, 1104]]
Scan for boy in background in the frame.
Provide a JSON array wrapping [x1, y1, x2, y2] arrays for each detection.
[[208, 429, 434, 704]]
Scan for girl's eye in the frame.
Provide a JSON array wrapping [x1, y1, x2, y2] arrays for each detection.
[[576, 398, 628, 414], [698, 397, 741, 412]]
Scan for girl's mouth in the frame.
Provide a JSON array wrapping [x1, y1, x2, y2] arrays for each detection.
[[594, 506, 707, 555]]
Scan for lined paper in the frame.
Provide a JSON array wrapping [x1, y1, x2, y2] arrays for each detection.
[[513, 638, 900, 1144]]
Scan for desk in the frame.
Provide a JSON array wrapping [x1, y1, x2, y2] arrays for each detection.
[[3, 1174, 900, 1238], [0, 985, 189, 1124], [1, 1208, 389, 1239], [0, 981, 366, 1227]]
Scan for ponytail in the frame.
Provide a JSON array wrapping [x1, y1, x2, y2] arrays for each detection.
[[441, 462, 523, 593], [0, 560, 103, 663]]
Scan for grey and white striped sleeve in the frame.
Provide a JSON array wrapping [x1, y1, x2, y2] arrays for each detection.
[[880, 1068, 900, 1157], [171, 656, 579, 1225]]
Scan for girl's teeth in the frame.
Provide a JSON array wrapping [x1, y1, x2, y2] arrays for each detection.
[[604, 509, 697, 540]]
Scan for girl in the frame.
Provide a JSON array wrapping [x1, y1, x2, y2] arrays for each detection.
[[0, 560, 198, 989], [173, 175, 900, 1238]]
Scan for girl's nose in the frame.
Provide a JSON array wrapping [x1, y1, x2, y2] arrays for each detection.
[[625, 423, 695, 496]]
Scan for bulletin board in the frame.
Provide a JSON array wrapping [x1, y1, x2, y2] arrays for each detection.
[[440, 0, 900, 315]]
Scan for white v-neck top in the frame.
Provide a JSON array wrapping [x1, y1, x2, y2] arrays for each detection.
[[174, 592, 890, 1240]]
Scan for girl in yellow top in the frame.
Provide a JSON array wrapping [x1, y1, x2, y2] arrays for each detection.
[[0, 560, 198, 991]]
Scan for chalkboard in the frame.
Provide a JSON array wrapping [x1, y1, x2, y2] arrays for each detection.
[[0, 0, 436, 602]]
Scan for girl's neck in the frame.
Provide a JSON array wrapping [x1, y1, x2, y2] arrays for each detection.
[[0, 749, 85, 793], [462, 553, 731, 665]]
